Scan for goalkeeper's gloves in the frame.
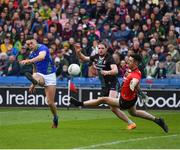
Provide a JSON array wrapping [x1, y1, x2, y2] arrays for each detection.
[[138, 90, 148, 103]]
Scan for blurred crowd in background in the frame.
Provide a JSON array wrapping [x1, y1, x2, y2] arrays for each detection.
[[0, 0, 180, 79]]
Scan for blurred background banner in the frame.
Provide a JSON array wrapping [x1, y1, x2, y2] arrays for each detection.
[[0, 87, 179, 110]]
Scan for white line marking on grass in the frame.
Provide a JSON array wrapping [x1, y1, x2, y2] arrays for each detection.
[[73, 134, 177, 149]]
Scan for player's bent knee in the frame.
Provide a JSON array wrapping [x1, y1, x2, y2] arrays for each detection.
[[110, 106, 118, 113], [98, 97, 109, 103], [33, 73, 45, 86], [128, 110, 137, 116]]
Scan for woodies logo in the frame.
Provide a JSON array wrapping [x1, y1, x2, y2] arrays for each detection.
[[136, 93, 180, 108], [81, 89, 180, 110]]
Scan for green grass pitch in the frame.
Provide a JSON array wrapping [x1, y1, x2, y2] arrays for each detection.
[[0, 108, 180, 149]]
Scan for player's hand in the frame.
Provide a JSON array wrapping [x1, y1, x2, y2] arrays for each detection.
[[29, 84, 36, 93], [20, 59, 32, 65], [101, 70, 110, 76], [74, 43, 82, 53]]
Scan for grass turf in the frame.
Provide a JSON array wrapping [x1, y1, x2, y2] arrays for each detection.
[[0, 108, 179, 149]]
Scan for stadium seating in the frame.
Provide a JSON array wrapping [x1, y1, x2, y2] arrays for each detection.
[[0, 77, 179, 89]]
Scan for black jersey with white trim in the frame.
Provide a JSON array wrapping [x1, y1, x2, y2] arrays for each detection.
[[90, 53, 119, 87]]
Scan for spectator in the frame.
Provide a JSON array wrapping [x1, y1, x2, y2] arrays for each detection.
[[90, 1, 105, 19], [145, 58, 157, 79], [124, 15, 133, 29], [2, 55, 20, 76], [55, 48, 69, 77], [150, 20, 166, 40], [176, 60, 180, 74], [63, 41, 78, 64], [17, 53, 32, 76], [80, 37, 91, 56], [143, 42, 153, 56], [167, 44, 180, 62], [171, 0, 180, 15], [30, 16, 49, 35], [100, 23, 112, 43], [39, 3, 52, 20], [0, 52, 8, 75], [60, 64, 70, 78], [112, 52, 121, 76], [159, 0, 170, 17], [90, 40, 99, 56], [141, 49, 150, 66], [118, 39, 128, 57], [153, 45, 166, 62], [0, 34, 13, 53], [112, 14, 122, 29], [87, 26, 99, 45], [164, 53, 176, 75], [105, 2, 116, 21], [130, 41, 142, 54], [116, 0, 128, 22], [132, 22, 141, 38], [0, 0, 179, 77], [142, 24, 151, 40], [112, 23, 131, 42], [154, 61, 167, 79], [119, 60, 128, 78], [138, 32, 146, 47], [48, 11, 63, 36], [62, 22, 73, 41], [167, 30, 179, 47], [161, 15, 171, 35], [59, 12, 69, 30]]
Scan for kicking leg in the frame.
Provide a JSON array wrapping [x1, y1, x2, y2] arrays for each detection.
[[25, 72, 38, 85], [128, 106, 156, 121], [128, 106, 168, 132], [25, 72, 45, 86], [84, 97, 119, 107], [70, 96, 119, 107]]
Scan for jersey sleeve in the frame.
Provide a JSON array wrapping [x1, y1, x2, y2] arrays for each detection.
[[90, 54, 97, 62], [132, 71, 141, 80], [38, 45, 48, 52], [107, 55, 116, 65]]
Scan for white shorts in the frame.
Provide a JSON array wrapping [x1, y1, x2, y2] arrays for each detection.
[[36, 72, 56, 86]]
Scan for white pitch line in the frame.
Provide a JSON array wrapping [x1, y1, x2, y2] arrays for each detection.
[[73, 134, 177, 149]]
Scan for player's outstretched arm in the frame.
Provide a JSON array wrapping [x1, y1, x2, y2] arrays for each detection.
[[101, 64, 118, 76], [20, 51, 46, 65], [74, 43, 90, 62]]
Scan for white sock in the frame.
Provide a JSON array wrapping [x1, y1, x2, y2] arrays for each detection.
[[128, 119, 134, 125]]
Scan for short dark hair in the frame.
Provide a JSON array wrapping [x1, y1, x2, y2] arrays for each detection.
[[26, 35, 34, 41], [130, 54, 142, 64]]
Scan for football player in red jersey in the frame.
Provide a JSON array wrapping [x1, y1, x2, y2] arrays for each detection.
[[70, 54, 168, 132]]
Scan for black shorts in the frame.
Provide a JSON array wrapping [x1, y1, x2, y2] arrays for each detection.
[[119, 96, 137, 110], [101, 82, 120, 96]]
